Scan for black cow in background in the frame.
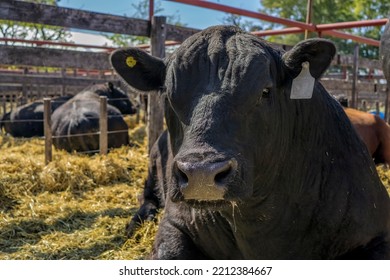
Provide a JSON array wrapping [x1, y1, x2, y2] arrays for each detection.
[[112, 26, 390, 259], [0, 95, 72, 137], [51, 82, 136, 153]]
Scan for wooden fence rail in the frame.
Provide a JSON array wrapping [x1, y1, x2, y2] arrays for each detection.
[[0, 45, 112, 69], [0, 0, 198, 42], [1, 0, 388, 146], [0, 0, 197, 149]]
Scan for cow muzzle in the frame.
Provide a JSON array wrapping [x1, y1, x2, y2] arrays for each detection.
[[174, 159, 238, 201]]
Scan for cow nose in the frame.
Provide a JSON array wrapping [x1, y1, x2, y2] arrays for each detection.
[[175, 159, 237, 200]]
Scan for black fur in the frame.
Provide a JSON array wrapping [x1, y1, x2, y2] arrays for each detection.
[[51, 83, 136, 153], [112, 26, 390, 259], [1, 95, 72, 137]]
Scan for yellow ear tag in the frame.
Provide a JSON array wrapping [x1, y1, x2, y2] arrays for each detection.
[[125, 56, 137, 68]]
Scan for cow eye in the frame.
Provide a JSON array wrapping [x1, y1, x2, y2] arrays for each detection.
[[262, 88, 271, 98]]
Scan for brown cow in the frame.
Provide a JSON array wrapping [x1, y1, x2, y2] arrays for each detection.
[[344, 107, 390, 165]]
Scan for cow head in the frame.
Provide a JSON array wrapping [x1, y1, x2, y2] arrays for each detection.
[[94, 82, 136, 115], [111, 26, 335, 208]]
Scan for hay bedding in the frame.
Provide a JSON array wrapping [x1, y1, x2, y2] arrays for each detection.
[[0, 124, 158, 260], [1, 124, 390, 259]]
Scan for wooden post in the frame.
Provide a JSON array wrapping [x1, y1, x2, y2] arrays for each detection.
[[351, 44, 359, 108], [45, 69, 49, 98], [376, 101, 380, 116], [9, 94, 12, 111], [99, 70, 104, 79], [374, 82, 379, 116], [135, 94, 141, 124], [385, 86, 389, 123], [22, 82, 28, 104], [147, 16, 166, 153], [22, 67, 28, 105], [2, 95, 6, 115], [61, 68, 66, 96], [44, 98, 52, 165], [305, 0, 313, 39], [99, 96, 108, 155], [362, 100, 367, 111]]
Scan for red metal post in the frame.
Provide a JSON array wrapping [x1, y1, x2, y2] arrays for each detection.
[[165, 0, 316, 31], [316, 19, 388, 31], [253, 28, 380, 47], [322, 30, 381, 47], [165, 0, 386, 47], [149, 0, 154, 21], [252, 27, 304, 37]]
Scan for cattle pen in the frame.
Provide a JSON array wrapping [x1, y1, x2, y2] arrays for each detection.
[[1, 0, 390, 263]]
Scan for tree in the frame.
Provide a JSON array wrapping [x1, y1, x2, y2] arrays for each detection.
[[259, 0, 390, 58], [0, 0, 72, 45], [105, 0, 185, 47], [221, 14, 262, 32]]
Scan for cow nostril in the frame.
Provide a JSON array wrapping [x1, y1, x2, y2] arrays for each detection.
[[176, 164, 189, 187], [175, 159, 238, 200], [214, 166, 232, 185], [176, 159, 236, 185]]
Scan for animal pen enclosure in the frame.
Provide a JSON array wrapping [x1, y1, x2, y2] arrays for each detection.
[[0, 0, 387, 174], [0, 0, 199, 152], [0, 0, 388, 134], [0, 0, 389, 264]]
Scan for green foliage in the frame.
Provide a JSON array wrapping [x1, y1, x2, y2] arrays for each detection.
[[260, 0, 390, 58], [221, 14, 262, 32], [105, 33, 146, 48], [0, 0, 72, 44]]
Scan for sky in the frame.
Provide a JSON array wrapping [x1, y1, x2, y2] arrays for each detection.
[[57, 0, 263, 46]]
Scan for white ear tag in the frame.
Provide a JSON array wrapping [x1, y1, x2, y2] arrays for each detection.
[[290, 61, 315, 99]]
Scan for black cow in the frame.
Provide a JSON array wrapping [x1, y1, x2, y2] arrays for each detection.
[[51, 82, 136, 153], [0, 95, 71, 137], [125, 129, 170, 237], [111, 26, 390, 259]]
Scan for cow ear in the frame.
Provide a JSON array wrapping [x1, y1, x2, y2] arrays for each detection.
[[282, 38, 336, 79], [110, 47, 165, 92]]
